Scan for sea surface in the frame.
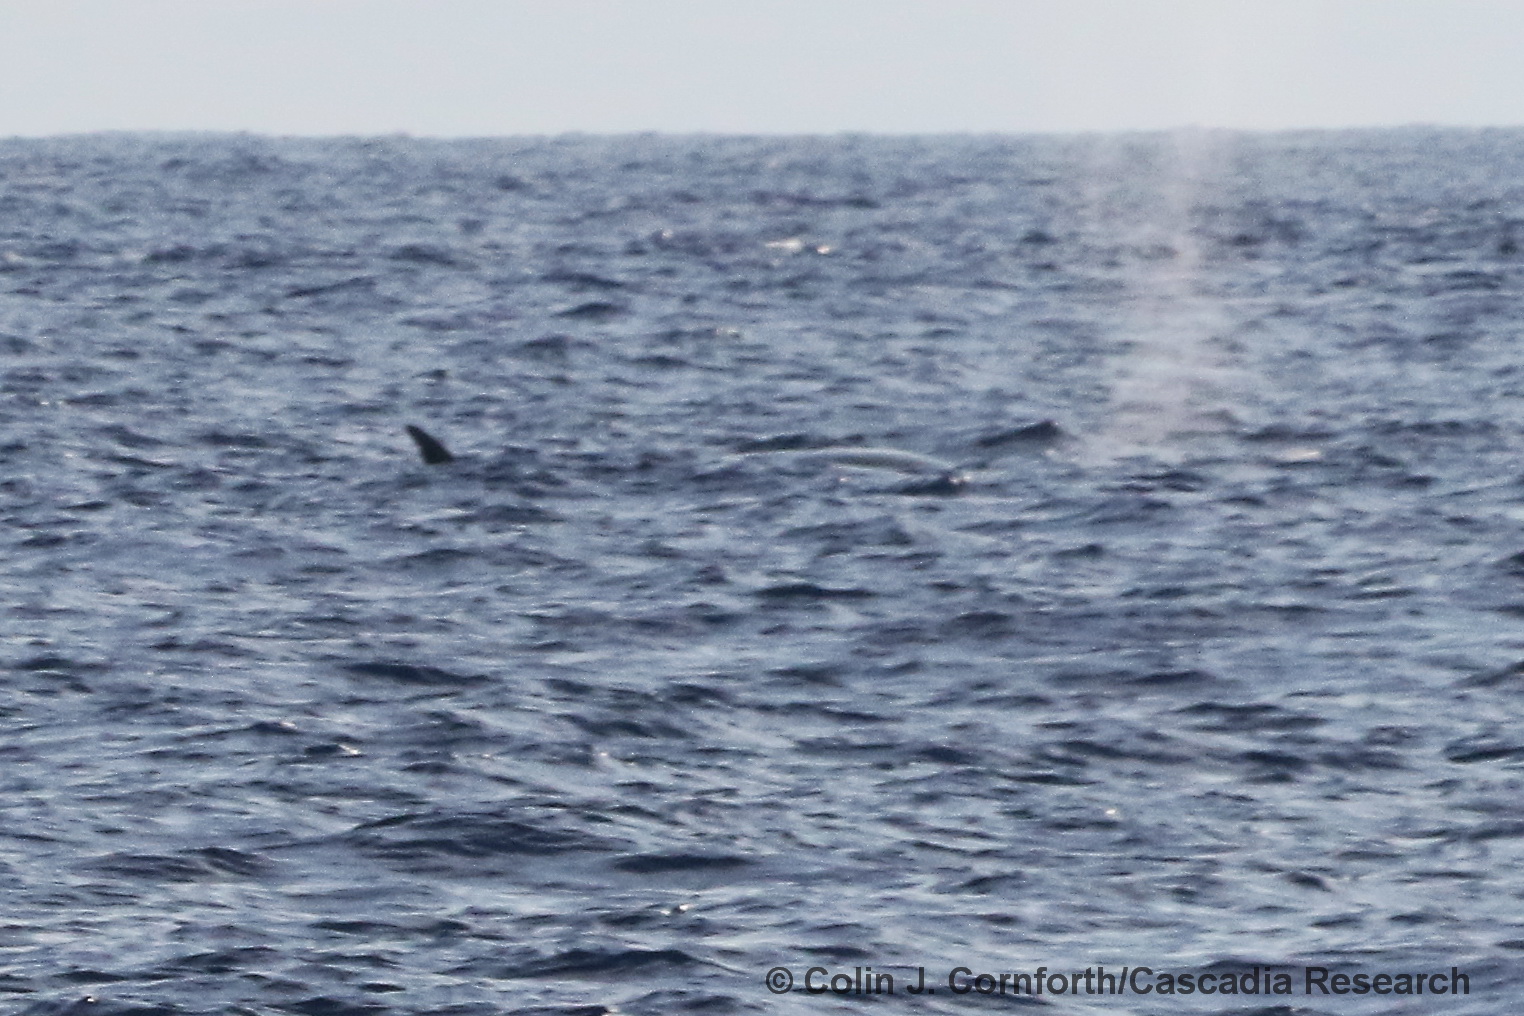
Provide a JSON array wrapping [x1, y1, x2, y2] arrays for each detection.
[[3, 129, 1524, 1014]]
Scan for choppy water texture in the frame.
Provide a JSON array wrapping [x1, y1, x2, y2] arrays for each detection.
[[4, 130, 1524, 1014]]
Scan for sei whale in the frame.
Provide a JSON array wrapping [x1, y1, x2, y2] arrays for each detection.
[[729, 446, 969, 494], [405, 424, 454, 465], [402, 424, 970, 494]]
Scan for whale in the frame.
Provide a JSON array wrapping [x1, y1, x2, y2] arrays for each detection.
[[728, 446, 969, 494], [405, 424, 454, 465], [768, 447, 957, 474], [403, 424, 970, 494]]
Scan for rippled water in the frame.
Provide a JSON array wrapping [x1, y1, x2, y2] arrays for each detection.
[[4, 129, 1524, 1014]]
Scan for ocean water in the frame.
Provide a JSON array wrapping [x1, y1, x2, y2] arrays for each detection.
[[3, 129, 1524, 1014]]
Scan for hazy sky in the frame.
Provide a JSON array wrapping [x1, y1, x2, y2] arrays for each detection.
[[4, 0, 1523, 137]]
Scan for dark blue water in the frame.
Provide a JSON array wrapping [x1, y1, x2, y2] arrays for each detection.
[[3, 129, 1524, 1014]]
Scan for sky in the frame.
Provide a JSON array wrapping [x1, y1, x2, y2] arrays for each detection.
[[3, 0, 1524, 137]]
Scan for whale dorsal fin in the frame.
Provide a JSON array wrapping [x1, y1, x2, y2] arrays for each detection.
[[405, 424, 454, 465]]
